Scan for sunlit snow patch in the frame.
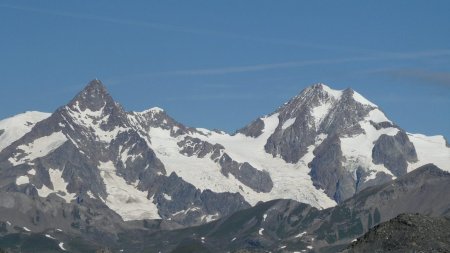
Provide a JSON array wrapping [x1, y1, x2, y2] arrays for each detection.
[[9, 131, 67, 166], [98, 161, 160, 220], [163, 193, 172, 201], [407, 133, 450, 172], [258, 228, 264, 235], [58, 242, 67, 251], [295, 231, 307, 238], [321, 83, 343, 99], [15, 175, 29, 185], [45, 234, 56, 240], [281, 117, 296, 130], [352, 90, 377, 107], [36, 168, 76, 203]]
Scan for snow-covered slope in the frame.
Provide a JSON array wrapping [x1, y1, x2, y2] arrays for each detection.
[[0, 111, 50, 152], [407, 133, 450, 171], [149, 114, 336, 209]]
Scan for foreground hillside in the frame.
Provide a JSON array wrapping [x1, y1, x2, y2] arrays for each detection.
[[342, 213, 450, 253]]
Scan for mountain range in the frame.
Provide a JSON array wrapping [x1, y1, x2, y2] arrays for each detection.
[[0, 80, 449, 252]]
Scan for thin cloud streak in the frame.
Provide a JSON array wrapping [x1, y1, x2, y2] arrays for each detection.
[[114, 49, 450, 78], [375, 68, 450, 87]]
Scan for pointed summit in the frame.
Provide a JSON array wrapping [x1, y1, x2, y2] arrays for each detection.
[[309, 83, 341, 96], [68, 79, 116, 112], [276, 83, 342, 118], [85, 78, 107, 93]]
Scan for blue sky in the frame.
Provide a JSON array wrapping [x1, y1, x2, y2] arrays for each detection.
[[1, 1, 449, 139]]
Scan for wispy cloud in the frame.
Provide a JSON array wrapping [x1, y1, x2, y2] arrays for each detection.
[[110, 49, 450, 79], [372, 68, 450, 87]]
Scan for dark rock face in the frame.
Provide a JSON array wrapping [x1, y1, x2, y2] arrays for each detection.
[[320, 89, 373, 136], [113, 130, 166, 185], [69, 80, 114, 111], [307, 133, 393, 203], [265, 112, 316, 164], [355, 171, 393, 193], [0, 191, 126, 242], [343, 164, 450, 238], [219, 154, 273, 193], [264, 84, 328, 163], [369, 120, 397, 130], [148, 173, 250, 228], [236, 118, 265, 138], [342, 213, 450, 253], [38, 141, 109, 199], [178, 136, 223, 159], [309, 135, 351, 202], [372, 131, 418, 176]]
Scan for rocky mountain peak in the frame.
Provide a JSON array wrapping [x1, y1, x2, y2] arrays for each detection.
[[298, 83, 341, 100], [238, 83, 375, 141], [132, 106, 191, 137], [68, 79, 117, 112], [276, 83, 341, 117], [310, 83, 343, 98]]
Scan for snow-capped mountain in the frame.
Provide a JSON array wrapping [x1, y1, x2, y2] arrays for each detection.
[[0, 81, 248, 230], [0, 80, 449, 232]]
